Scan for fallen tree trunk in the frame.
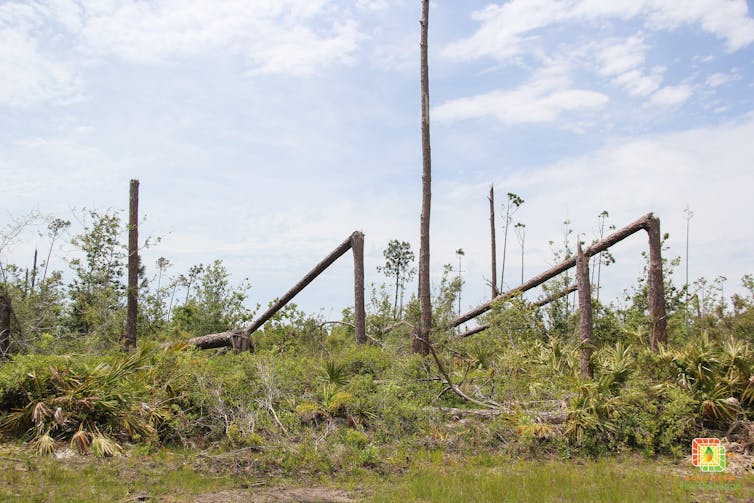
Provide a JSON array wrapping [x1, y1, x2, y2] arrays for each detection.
[[533, 284, 577, 307], [452, 213, 656, 327], [459, 324, 490, 338], [188, 231, 365, 351], [429, 407, 566, 424], [189, 329, 251, 351], [457, 284, 577, 339]]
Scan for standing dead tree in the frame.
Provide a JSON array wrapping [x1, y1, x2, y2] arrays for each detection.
[[415, 0, 432, 356], [451, 213, 666, 350], [125, 179, 139, 349], [189, 231, 366, 351], [576, 241, 594, 378], [489, 185, 498, 299]]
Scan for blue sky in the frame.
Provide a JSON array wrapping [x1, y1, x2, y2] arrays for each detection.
[[2, 0, 754, 319]]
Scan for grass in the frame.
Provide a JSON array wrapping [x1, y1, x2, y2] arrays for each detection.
[[1, 445, 753, 502], [370, 455, 754, 503], [0, 447, 245, 502]]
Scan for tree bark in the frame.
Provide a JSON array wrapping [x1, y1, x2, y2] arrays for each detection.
[[452, 213, 657, 327], [456, 284, 578, 340], [125, 179, 139, 349], [0, 295, 10, 360], [187, 232, 365, 351], [188, 329, 251, 351], [351, 231, 366, 344], [646, 215, 667, 350], [30, 249, 37, 294], [415, 0, 432, 356], [533, 284, 578, 307], [576, 241, 594, 379], [489, 185, 498, 299], [243, 233, 355, 338], [459, 324, 490, 338]]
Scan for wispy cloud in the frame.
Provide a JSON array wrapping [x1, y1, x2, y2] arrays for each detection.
[[80, 1, 362, 75], [433, 63, 608, 125], [443, 0, 754, 62], [0, 1, 364, 107], [648, 84, 694, 106], [0, 3, 82, 107]]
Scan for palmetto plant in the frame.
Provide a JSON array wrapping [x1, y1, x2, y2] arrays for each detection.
[[319, 359, 350, 387], [0, 346, 179, 455]]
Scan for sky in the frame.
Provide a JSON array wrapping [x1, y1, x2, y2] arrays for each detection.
[[2, 0, 754, 321]]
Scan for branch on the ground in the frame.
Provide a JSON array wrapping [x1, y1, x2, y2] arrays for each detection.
[[414, 331, 498, 410]]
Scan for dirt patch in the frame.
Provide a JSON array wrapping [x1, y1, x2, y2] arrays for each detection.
[[189, 487, 357, 502]]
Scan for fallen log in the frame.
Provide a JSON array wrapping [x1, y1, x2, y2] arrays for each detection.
[[533, 284, 577, 307], [188, 329, 251, 351], [187, 231, 365, 351], [457, 285, 576, 339]]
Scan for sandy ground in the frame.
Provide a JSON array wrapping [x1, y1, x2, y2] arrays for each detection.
[[190, 487, 357, 502]]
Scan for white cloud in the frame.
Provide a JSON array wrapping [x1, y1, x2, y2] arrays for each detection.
[[593, 36, 664, 97], [79, 1, 362, 75], [596, 36, 648, 77], [706, 71, 739, 88], [433, 63, 608, 125], [649, 84, 694, 106], [443, 115, 754, 306], [444, 0, 754, 62], [612, 69, 664, 97], [0, 3, 82, 107], [0, 0, 364, 107]]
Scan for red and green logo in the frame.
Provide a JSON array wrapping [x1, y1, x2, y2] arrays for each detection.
[[692, 438, 726, 472]]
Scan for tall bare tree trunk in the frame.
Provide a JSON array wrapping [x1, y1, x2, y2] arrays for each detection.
[[501, 206, 510, 289], [488, 185, 498, 299], [415, 0, 432, 355], [646, 215, 667, 350], [576, 241, 593, 379], [0, 294, 10, 360], [125, 179, 139, 349], [351, 231, 366, 344]]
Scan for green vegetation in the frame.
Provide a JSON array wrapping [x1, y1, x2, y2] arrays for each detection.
[[1, 209, 753, 500]]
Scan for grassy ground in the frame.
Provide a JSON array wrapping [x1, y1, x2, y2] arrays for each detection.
[[1, 445, 752, 502]]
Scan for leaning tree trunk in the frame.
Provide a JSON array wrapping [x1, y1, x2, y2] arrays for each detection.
[[414, 0, 432, 355], [125, 179, 139, 349], [576, 241, 594, 379]]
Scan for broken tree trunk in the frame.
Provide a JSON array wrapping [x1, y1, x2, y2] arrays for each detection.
[[126, 179, 139, 349], [489, 185, 498, 299], [188, 231, 366, 350], [452, 213, 666, 348], [576, 241, 594, 379], [459, 324, 490, 338], [646, 215, 667, 350], [351, 231, 366, 344], [457, 285, 577, 339], [533, 284, 578, 307], [189, 329, 251, 351], [0, 295, 10, 360]]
